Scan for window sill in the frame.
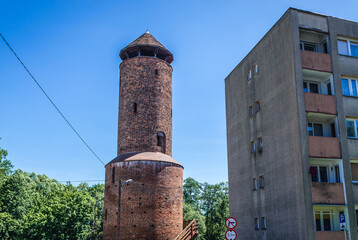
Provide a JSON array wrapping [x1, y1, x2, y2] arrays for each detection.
[[338, 53, 358, 59], [342, 94, 358, 99], [352, 181, 358, 184], [348, 137, 358, 140]]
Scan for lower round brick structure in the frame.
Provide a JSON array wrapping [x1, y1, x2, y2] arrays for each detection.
[[103, 152, 183, 240]]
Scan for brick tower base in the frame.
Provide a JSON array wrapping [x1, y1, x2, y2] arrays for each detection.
[[103, 152, 183, 240]]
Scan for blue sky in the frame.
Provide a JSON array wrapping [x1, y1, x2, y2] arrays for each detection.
[[1, 0, 358, 184]]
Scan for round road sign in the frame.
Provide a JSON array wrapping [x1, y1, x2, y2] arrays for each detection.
[[225, 230, 237, 240], [225, 217, 237, 229]]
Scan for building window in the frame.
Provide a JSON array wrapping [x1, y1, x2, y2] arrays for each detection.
[[251, 141, 256, 153], [314, 210, 332, 231], [356, 209, 358, 227], [346, 118, 358, 138], [259, 175, 265, 189], [338, 38, 358, 57], [341, 78, 358, 97], [133, 102, 138, 113], [257, 137, 263, 151], [307, 123, 323, 136], [351, 162, 358, 182], [310, 166, 328, 182], [112, 167, 115, 184], [254, 64, 259, 75], [261, 217, 267, 230], [157, 132, 166, 153], [105, 209, 108, 221], [249, 105, 254, 117], [248, 70, 252, 81], [155, 69, 158, 75], [300, 42, 317, 52], [255, 218, 259, 230], [303, 82, 319, 93], [334, 165, 340, 183], [255, 100, 260, 113], [253, 178, 258, 191]]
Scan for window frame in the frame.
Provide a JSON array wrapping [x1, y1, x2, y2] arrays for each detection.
[[253, 178, 258, 191], [261, 217, 267, 230], [310, 165, 329, 183], [254, 218, 260, 230], [338, 38, 358, 57], [314, 210, 333, 232], [307, 122, 324, 137], [254, 64, 259, 75], [251, 141, 256, 153], [259, 175, 265, 189], [257, 137, 263, 151], [248, 70, 252, 81], [346, 118, 358, 138], [341, 77, 358, 97]]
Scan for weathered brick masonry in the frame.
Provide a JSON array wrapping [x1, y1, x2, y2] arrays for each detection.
[[103, 32, 183, 240]]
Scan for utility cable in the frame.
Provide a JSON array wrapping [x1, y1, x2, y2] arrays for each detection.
[[0, 33, 105, 166], [58, 180, 105, 183]]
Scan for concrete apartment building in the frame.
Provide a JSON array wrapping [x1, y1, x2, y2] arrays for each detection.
[[225, 8, 358, 240]]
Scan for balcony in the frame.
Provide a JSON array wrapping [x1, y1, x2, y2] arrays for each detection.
[[301, 50, 332, 72], [304, 92, 336, 115], [316, 231, 349, 240], [312, 182, 345, 205], [308, 136, 341, 158]]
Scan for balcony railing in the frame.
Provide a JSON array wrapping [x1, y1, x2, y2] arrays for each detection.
[[308, 136, 341, 158], [316, 231, 349, 240], [301, 50, 332, 72], [304, 92, 336, 115], [312, 182, 345, 205]]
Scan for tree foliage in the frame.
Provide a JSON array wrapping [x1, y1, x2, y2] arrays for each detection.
[[183, 177, 229, 240], [0, 145, 104, 240]]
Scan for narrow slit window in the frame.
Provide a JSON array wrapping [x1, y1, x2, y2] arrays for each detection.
[[112, 167, 115, 184], [157, 132, 166, 153], [248, 70, 252, 81], [261, 217, 267, 230], [255, 100, 260, 113], [251, 141, 256, 153], [254, 64, 259, 75], [258, 137, 263, 151], [155, 69, 158, 75], [259, 175, 265, 189], [253, 178, 258, 190], [105, 209, 108, 221], [249, 105, 254, 117], [255, 218, 259, 230], [133, 103, 138, 113]]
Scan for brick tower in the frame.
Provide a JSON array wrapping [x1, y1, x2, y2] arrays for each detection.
[[103, 32, 183, 240]]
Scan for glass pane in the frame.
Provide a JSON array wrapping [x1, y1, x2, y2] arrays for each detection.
[[350, 42, 358, 57], [320, 166, 328, 182], [352, 80, 358, 96], [310, 83, 319, 93], [338, 40, 348, 55], [356, 210, 358, 227], [307, 123, 314, 136], [315, 212, 322, 231], [304, 43, 316, 52], [323, 212, 331, 231], [314, 124, 323, 137], [342, 79, 350, 96], [347, 120, 356, 137], [303, 82, 308, 92], [311, 166, 318, 182], [335, 166, 340, 183], [327, 82, 332, 95]]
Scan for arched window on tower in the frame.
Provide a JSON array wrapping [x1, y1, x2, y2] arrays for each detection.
[[157, 132, 166, 153]]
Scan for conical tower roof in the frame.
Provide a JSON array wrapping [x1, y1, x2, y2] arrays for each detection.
[[119, 31, 173, 64], [126, 32, 166, 49]]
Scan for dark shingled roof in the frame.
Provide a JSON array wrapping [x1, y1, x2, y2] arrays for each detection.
[[126, 32, 166, 50]]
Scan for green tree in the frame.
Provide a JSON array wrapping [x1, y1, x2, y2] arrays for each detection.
[[0, 145, 13, 177]]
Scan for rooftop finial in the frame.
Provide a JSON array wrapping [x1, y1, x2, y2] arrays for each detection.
[[146, 29, 150, 34]]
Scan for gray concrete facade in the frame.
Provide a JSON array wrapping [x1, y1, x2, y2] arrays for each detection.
[[226, 8, 358, 240]]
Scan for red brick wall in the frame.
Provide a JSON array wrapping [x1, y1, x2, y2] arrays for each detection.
[[117, 57, 173, 156], [103, 160, 183, 240]]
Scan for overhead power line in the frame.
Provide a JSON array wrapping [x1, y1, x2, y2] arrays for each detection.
[[0, 33, 105, 166]]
